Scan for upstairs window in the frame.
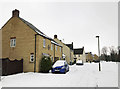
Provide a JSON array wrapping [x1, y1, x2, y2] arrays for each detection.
[[10, 37, 16, 47], [48, 45, 50, 50], [60, 47, 61, 52], [56, 45, 57, 51], [51, 44, 53, 50], [43, 39, 46, 48]]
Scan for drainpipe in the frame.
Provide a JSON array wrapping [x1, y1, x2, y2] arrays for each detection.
[[34, 34, 39, 73], [54, 44, 55, 62]]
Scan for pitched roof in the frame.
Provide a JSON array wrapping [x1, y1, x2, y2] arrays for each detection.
[[66, 43, 73, 50], [19, 17, 62, 47], [85, 52, 92, 54], [74, 47, 84, 54]]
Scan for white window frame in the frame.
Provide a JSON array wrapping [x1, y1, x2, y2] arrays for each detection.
[[43, 39, 46, 48], [56, 45, 57, 51], [30, 53, 34, 62], [60, 47, 61, 52], [51, 44, 53, 50], [10, 38, 16, 47]]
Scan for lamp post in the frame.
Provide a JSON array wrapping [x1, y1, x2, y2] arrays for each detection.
[[96, 36, 101, 71]]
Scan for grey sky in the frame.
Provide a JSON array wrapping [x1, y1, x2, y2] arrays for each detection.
[[0, 0, 118, 54]]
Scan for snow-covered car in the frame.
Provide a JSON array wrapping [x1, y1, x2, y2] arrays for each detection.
[[76, 60, 83, 65], [52, 60, 69, 74]]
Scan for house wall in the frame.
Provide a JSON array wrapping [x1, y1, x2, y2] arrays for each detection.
[[74, 50, 86, 63], [82, 50, 86, 63], [54, 38, 73, 64], [93, 54, 98, 60], [2, 17, 36, 72], [86, 53, 93, 62], [70, 50, 74, 63], [2, 16, 62, 72], [35, 36, 62, 72], [0, 30, 2, 58]]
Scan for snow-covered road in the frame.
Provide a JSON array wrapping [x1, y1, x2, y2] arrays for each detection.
[[1, 62, 118, 87]]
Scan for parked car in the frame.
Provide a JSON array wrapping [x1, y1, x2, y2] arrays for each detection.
[[52, 60, 69, 74], [76, 60, 83, 65]]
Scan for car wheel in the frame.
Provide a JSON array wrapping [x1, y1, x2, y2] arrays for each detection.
[[64, 69, 66, 74], [67, 68, 69, 72]]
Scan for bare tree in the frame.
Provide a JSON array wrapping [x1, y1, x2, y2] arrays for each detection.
[[109, 46, 117, 55], [109, 46, 118, 62], [101, 46, 108, 55]]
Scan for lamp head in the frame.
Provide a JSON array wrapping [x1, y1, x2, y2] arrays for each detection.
[[96, 36, 99, 38]]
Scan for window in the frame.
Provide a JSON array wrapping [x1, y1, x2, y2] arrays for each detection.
[[10, 37, 16, 47], [48, 45, 50, 50], [51, 44, 53, 50], [60, 47, 61, 52], [30, 53, 34, 62], [56, 45, 57, 51], [43, 39, 45, 48]]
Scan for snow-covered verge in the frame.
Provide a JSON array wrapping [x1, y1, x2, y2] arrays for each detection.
[[1, 62, 118, 87]]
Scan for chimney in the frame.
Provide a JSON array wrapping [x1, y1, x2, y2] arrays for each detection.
[[12, 9, 19, 17], [54, 35, 57, 39], [72, 42, 73, 45]]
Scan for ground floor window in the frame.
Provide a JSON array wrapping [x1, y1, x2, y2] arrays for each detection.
[[30, 53, 34, 62]]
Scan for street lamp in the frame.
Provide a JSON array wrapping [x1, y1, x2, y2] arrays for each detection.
[[96, 36, 101, 71]]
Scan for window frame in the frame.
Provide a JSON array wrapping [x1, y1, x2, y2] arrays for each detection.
[[51, 44, 53, 50], [43, 39, 46, 48], [10, 37, 16, 47], [30, 53, 34, 62], [60, 47, 61, 52]]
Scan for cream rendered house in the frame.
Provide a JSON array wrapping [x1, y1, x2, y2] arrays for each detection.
[[74, 47, 86, 63]]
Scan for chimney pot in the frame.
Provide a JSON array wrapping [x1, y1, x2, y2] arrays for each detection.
[[12, 9, 19, 17], [54, 35, 57, 39]]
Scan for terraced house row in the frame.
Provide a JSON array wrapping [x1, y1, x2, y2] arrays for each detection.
[[1, 9, 63, 72], [1, 9, 96, 73]]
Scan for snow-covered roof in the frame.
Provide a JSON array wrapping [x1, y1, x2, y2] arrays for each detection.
[[19, 17, 62, 47], [51, 40, 62, 47], [74, 47, 84, 55]]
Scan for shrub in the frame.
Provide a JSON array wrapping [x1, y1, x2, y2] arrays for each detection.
[[40, 56, 52, 73]]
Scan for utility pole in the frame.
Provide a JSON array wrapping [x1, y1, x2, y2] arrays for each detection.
[[96, 36, 101, 71]]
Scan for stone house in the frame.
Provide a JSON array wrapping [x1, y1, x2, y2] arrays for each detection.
[[1, 9, 62, 72], [85, 52, 93, 62]]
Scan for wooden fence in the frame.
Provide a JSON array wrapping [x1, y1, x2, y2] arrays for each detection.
[[0, 58, 23, 76]]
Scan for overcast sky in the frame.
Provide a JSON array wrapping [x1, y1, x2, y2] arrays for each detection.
[[0, 0, 118, 54]]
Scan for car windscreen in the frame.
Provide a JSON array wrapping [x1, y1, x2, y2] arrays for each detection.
[[53, 61, 64, 67]]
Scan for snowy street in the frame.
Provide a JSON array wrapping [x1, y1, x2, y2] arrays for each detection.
[[1, 62, 118, 87]]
